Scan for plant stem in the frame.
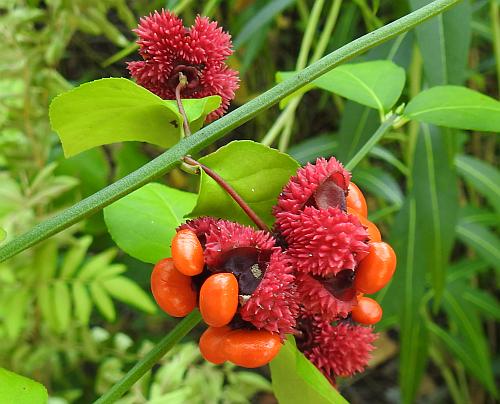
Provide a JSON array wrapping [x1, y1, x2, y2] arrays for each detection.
[[183, 156, 270, 232], [345, 114, 397, 171], [278, 0, 325, 152], [175, 73, 191, 137], [94, 310, 202, 404], [0, 0, 462, 264]]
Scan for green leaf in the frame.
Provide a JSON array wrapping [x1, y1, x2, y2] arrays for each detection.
[[37, 285, 58, 332], [104, 183, 197, 264], [189, 140, 300, 226], [78, 249, 117, 281], [49, 78, 220, 157], [442, 288, 497, 395], [72, 282, 92, 325], [113, 143, 150, 181], [53, 280, 71, 332], [288, 134, 338, 164], [102, 276, 156, 314], [3, 288, 30, 339], [352, 167, 403, 206], [278, 60, 406, 112], [60, 236, 92, 279], [379, 124, 458, 403], [455, 155, 500, 214], [269, 337, 348, 404], [409, 0, 470, 86], [0, 368, 48, 404], [456, 219, 500, 272], [404, 86, 500, 132], [462, 288, 500, 321], [90, 282, 116, 322], [0, 227, 5, 242]]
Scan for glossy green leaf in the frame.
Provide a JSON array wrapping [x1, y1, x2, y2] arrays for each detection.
[[456, 219, 500, 272], [410, 0, 470, 86], [404, 86, 500, 132], [102, 276, 156, 314], [90, 282, 116, 322], [72, 282, 92, 325], [49, 78, 221, 157], [104, 183, 197, 264], [269, 337, 348, 404], [336, 35, 412, 162], [189, 141, 300, 227], [278, 60, 406, 112], [455, 155, 500, 213], [0, 368, 48, 404]]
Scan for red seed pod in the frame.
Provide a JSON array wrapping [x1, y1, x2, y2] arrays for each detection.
[[348, 208, 381, 242], [150, 258, 197, 317], [199, 326, 231, 364], [171, 229, 204, 276], [223, 329, 282, 368], [354, 242, 397, 294], [352, 296, 383, 325], [199, 273, 239, 327], [346, 182, 368, 218]]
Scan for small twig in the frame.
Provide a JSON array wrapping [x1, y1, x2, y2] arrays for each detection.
[[175, 73, 191, 137], [183, 156, 270, 232]]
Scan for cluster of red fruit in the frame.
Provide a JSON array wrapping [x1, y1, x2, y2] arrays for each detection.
[[150, 157, 397, 382]]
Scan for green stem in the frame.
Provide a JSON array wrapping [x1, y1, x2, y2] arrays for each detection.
[[0, 0, 462, 264], [94, 310, 202, 404], [345, 114, 397, 171]]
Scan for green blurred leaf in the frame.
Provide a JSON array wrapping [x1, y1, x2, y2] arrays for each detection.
[[270, 337, 348, 404], [189, 140, 299, 226], [90, 282, 116, 322], [288, 134, 338, 164], [353, 167, 403, 206], [0, 227, 5, 242], [53, 280, 71, 332], [3, 288, 30, 339], [404, 86, 500, 132], [104, 183, 196, 264], [102, 276, 156, 314], [462, 288, 500, 321], [72, 282, 92, 326], [0, 368, 48, 404], [455, 155, 500, 213], [278, 60, 406, 112], [456, 219, 500, 272], [49, 78, 220, 157], [409, 0, 470, 86], [381, 124, 458, 402], [34, 241, 58, 282], [60, 236, 92, 279], [37, 285, 58, 332], [77, 248, 117, 281], [441, 288, 497, 395]]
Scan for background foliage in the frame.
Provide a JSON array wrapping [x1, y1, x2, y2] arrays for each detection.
[[0, 0, 498, 403]]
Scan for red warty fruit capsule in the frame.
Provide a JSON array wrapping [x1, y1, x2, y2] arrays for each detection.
[[354, 242, 397, 294], [150, 258, 197, 317], [171, 229, 205, 276]]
